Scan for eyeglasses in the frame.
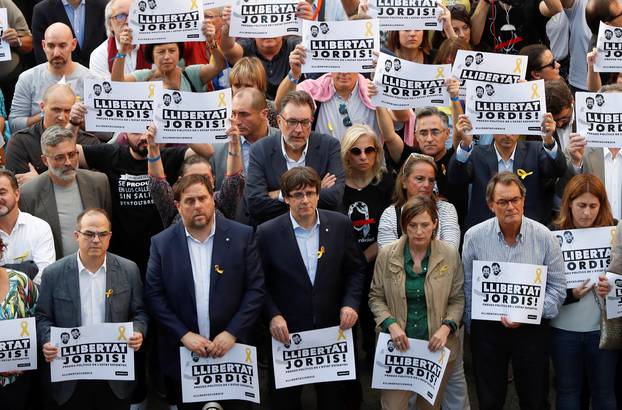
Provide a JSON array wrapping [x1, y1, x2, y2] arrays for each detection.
[[494, 196, 523, 208], [349, 146, 376, 156], [339, 103, 352, 127], [77, 230, 111, 240], [417, 129, 443, 137], [280, 116, 313, 129], [111, 13, 128, 22], [47, 150, 79, 163], [288, 191, 318, 200], [537, 59, 558, 71]]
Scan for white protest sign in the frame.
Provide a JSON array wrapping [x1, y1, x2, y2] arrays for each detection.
[[367, 0, 442, 31], [272, 326, 356, 389], [50, 323, 134, 382], [595, 22, 622, 72], [451, 50, 526, 99], [129, 0, 205, 44], [606, 272, 622, 319], [471, 260, 547, 324], [371, 52, 450, 109], [0, 9, 11, 62], [465, 79, 545, 136], [575, 92, 622, 148], [0, 317, 37, 372], [180, 344, 260, 404], [84, 80, 161, 133], [553, 226, 614, 289], [229, 0, 301, 38], [203, 0, 230, 8], [371, 333, 449, 406], [301, 19, 379, 73], [154, 88, 231, 144]]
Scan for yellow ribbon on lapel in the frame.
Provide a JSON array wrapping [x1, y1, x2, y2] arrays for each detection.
[[516, 169, 533, 180]]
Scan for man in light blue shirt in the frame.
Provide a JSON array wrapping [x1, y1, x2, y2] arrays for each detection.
[[61, 0, 85, 48]]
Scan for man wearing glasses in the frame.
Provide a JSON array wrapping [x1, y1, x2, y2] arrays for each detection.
[[246, 90, 345, 225], [19, 125, 111, 263]]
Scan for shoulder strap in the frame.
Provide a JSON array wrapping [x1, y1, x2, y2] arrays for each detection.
[[181, 69, 197, 93], [395, 205, 402, 238]]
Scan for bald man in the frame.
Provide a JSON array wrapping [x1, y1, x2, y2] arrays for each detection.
[[9, 22, 94, 132], [6, 84, 100, 184]]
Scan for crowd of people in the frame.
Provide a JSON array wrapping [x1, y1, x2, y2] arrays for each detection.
[[1, 0, 622, 409]]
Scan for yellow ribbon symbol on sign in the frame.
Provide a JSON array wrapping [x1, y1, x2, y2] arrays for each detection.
[[436, 67, 445, 79], [612, 228, 617, 245], [531, 83, 540, 99], [516, 169, 533, 180], [534, 268, 542, 285], [245, 348, 252, 364], [148, 84, 155, 98], [364, 22, 373, 37], [337, 329, 346, 341], [118, 326, 127, 341], [438, 350, 445, 364], [20, 320, 30, 337], [218, 92, 226, 108], [190, 0, 198, 10], [513, 58, 522, 74]]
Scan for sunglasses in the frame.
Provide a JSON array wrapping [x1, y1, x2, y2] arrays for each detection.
[[339, 103, 352, 127], [537, 59, 557, 71], [349, 146, 376, 156]]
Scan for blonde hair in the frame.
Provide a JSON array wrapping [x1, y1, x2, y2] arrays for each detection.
[[229, 57, 267, 93], [393, 153, 437, 208], [340, 124, 385, 184]]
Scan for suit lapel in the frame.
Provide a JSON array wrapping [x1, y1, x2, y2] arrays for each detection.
[[512, 142, 527, 174], [304, 133, 320, 171], [270, 138, 288, 184], [485, 144, 499, 176], [76, 171, 94, 208], [209, 214, 229, 317], [104, 255, 116, 322], [40, 176, 61, 236], [314, 211, 330, 290], [174, 222, 197, 310], [587, 148, 606, 181], [65, 257, 82, 326]]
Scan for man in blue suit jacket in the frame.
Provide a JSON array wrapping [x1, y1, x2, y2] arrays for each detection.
[[145, 174, 265, 410], [257, 167, 366, 410], [245, 90, 345, 225]]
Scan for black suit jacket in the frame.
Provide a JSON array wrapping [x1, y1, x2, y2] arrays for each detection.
[[245, 132, 345, 225], [144, 213, 265, 380], [448, 141, 567, 229], [256, 210, 366, 332], [32, 0, 107, 67]]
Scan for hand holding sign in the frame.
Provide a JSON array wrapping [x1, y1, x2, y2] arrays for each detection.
[[181, 331, 211, 358], [340, 306, 358, 330], [206, 330, 236, 358], [567, 133, 587, 167], [288, 43, 306, 81], [270, 315, 290, 345], [2, 27, 20, 48], [598, 274, 612, 298], [128, 332, 143, 351], [542, 113, 556, 145], [388, 323, 409, 352], [119, 27, 134, 55]]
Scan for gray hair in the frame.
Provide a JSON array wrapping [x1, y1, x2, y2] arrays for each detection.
[[485, 171, 526, 204], [40, 125, 75, 155], [415, 107, 449, 128]]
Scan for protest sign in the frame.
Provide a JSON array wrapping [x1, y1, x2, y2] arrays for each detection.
[[229, 0, 301, 38], [575, 91, 622, 148], [0, 9, 11, 62], [471, 260, 547, 324], [552, 226, 614, 289], [50, 323, 134, 382], [301, 19, 379, 73], [606, 272, 622, 319], [0, 317, 37, 373], [451, 50, 526, 99], [154, 88, 231, 144], [371, 52, 450, 109], [367, 0, 443, 31], [84, 80, 160, 133], [371, 333, 449, 405], [272, 326, 356, 389], [180, 344, 259, 403], [129, 0, 205, 44], [595, 22, 622, 72], [465, 79, 546, 136]]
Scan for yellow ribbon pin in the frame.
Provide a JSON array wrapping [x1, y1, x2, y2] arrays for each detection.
[[190, 0, 198, 10], [317, 246, 325, 259], [441, 163, 447, 176], [215, 265, 224, 274], [245, 348, 252, 363], [148, 84, 155, 98], [436, 67, 445, 79], [438, 349, 445, 364], [612, 228, 617, 246], [530, 83, 540, 99], [217, 92, 226, 108], [364, 21, 373, 37], [337, 328, 346, 341], [14, 251, 29, 263], [327, 122, 334, 132], [516, 169, 533, 180], [105, 289, 113, 298], [534, 268, 542, 285], [440, 265, 449, 273], [117, 326, 127, 341], [20, 320, 29, 337], [513, 58, 522, 74]]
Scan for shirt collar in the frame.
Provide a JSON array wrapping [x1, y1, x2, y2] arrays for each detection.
[[494, 216, 525, 244], [604, 149, 622, 160], [494, 142, 517, 164], [289, 210, 320, 231], [280, 136, 308, 162], [184, 218, 216, 244], [77, 251, 107, 275], [15, 211, 27, 227], [330, 80, 358, 101], [62, 0, 85, 7]]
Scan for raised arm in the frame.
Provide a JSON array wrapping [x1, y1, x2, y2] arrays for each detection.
[[220, 6, 244, 65], [275, 44, 306, 112], [198, 20, 227, 84], [111, 27, 138, 82], [470, 0, 491, 46]]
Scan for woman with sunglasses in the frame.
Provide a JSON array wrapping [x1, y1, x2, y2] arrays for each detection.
[[550, 174, 617, 409], [519, 44, 562, 81], [340, 124, 394, 365]]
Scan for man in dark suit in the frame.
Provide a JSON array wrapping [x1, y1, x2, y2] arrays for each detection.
[[37, 208, 148, 410], [19, 125, 111, 261], [246, 90, 345, 225], [145, 174, 264, 410], [257, 166, 366, 410], [448, 113, 567, 229], [32, 0, 107, 67]]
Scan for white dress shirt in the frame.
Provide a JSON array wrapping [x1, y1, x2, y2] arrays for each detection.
[[77, 252, 107, 326], [185, 221, 216, 338], [89, 39, 140, 79], [604, 149, 622, 220], [289, 211, 320, 285], [280, 136, 308, 170]]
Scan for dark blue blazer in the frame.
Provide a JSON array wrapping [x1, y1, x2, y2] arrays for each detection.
[[245, 132, 345, 225], [256, 210, 366, 332], [448, 141, 567, 229], [144, 212, 265, 380]]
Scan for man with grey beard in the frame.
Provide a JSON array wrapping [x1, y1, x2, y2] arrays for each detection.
[[19, 125, 111, 261]]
